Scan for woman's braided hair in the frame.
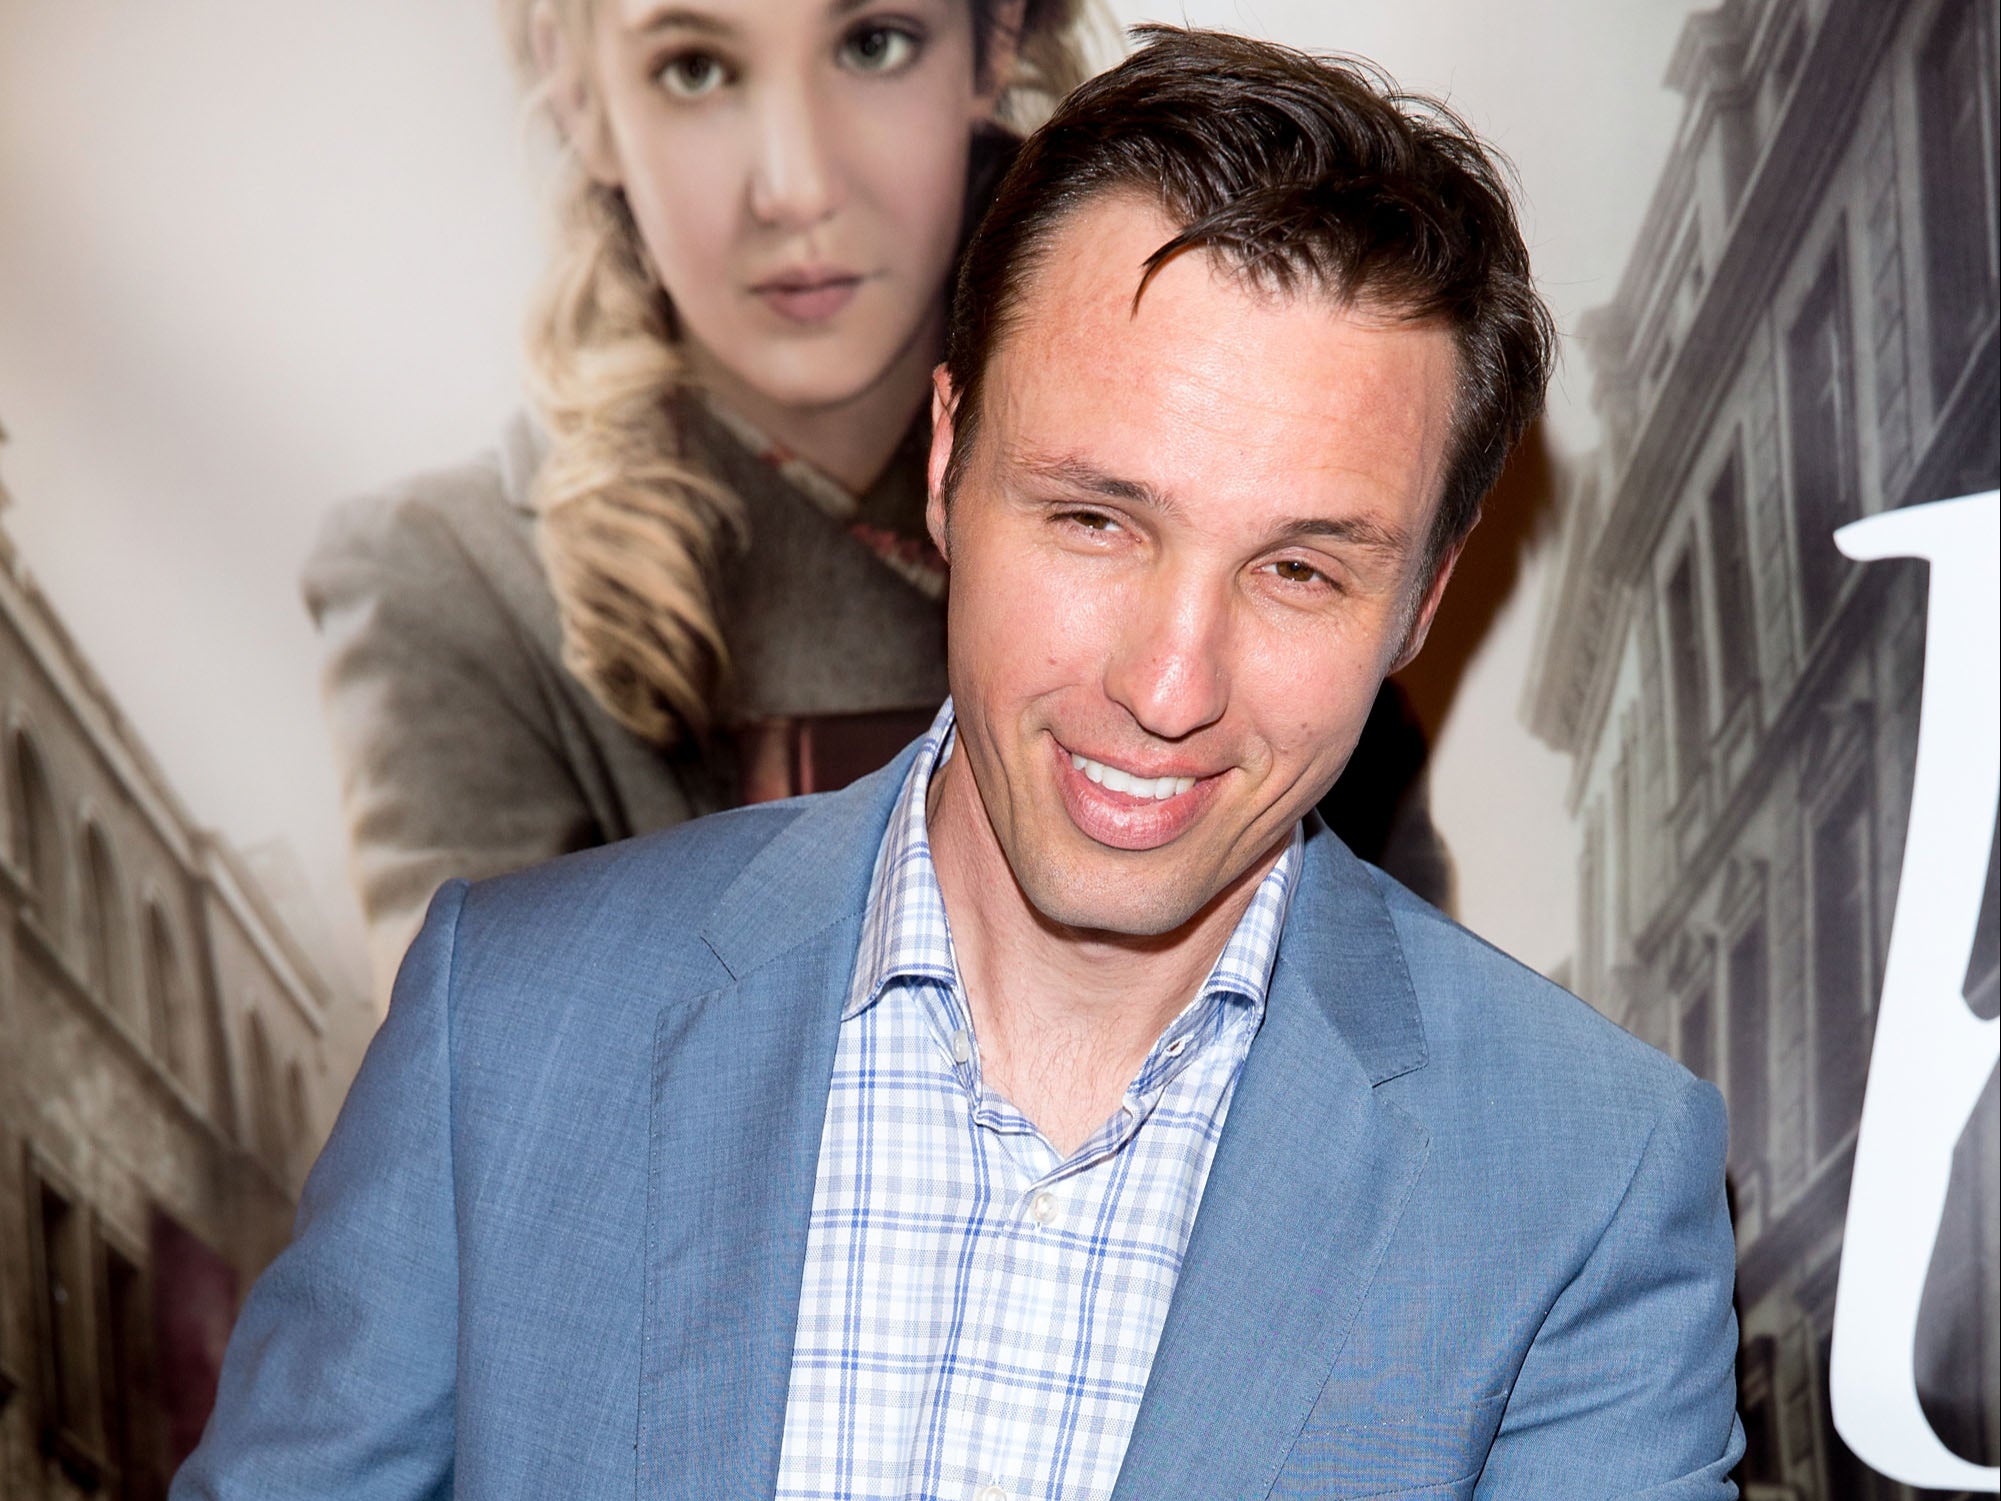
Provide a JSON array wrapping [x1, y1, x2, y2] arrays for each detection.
[[497, 0, 1096, 745]]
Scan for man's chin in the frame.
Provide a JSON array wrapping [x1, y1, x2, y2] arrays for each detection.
[[1013, 851, 1222, 941]]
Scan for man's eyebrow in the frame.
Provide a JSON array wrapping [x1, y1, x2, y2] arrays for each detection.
[[1265, 514, 1414, 558], [1012, 452, 1414, 556], [1013, 454, 1180, 517]]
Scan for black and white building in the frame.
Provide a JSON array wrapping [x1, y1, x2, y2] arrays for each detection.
[[1524, 0, 1999, 1492]]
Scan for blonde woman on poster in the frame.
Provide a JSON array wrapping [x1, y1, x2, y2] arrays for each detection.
[[306, 0, 1447, 994], [305, 0, 1092, 985]]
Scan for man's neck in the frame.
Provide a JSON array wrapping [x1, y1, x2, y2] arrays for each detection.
[[925, 749, 1286, 1157]]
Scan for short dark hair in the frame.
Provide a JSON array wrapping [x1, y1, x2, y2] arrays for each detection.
[[945, 25, 1556, 565]]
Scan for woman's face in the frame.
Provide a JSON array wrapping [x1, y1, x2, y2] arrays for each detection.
[[573, 0, 1002, 418]]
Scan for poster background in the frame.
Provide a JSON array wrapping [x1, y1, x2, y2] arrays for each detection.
[[0, 0, 1993, 1495], [0, 0, 1698, 997]]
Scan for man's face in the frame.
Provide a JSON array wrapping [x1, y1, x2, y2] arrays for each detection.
[[927, 192, 1463, 936]]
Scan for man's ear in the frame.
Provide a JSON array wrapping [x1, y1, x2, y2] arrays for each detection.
[[530, 1, 621, 186], [925, 366, 959, 563], [973, 0, 1028, 122], [1389, 537, 1464, 674]]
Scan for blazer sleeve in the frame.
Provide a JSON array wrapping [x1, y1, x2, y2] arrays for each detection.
[[303, 480, 603, 994], [170, 882, 468, 1501], [1477, 1073, 1746, 1498]]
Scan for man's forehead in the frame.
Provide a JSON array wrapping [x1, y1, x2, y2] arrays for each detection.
[[1003, 193, 1451, 398], [1012, 191, 1226, 336], [1012, 189, 1424, 331], [983, 193, 1460, 504]]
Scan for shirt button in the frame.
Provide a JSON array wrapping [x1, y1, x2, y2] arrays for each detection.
[[976, 1486, 1009, 1501], [1031, 1190, 1060, 1227], [950, 1030, 973, 1065]]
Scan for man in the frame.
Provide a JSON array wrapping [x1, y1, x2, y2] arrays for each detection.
[[178, 28, 1743, 1500]]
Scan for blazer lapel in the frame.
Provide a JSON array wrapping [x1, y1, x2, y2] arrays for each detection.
[[1111, 827, 1433, 1501], [637, 753, 916, 1499]]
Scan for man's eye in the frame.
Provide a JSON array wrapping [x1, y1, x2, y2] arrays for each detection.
[[1059, 509, 1122, 534], [840, 24, 920, 73], [657, 51, 730, 98], [1269, 559, 1331, 587]]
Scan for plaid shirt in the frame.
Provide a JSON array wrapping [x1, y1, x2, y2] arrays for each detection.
[[774, 702, 1301, 1501]]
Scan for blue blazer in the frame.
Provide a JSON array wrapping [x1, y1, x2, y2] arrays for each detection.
[[174, 748, 1744, 1499]]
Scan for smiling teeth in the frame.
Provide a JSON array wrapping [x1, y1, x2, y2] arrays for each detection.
[[1070, 753, 1197, 800]]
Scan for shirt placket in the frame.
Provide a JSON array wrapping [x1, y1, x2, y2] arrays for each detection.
[[918, 1132, 1148, 1499], [914, 980, 1251, 1501]]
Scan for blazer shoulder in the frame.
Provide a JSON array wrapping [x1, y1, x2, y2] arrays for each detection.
[[451, 799, 812, 982], [433, 752, 908, 1042], [1372, 869, 1693, 1113]]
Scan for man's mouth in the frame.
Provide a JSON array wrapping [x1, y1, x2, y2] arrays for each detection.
[[1069, 753, 1197, 801], [1054, 740, 1221, 851]]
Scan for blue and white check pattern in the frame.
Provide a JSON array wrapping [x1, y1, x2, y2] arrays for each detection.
[[774, 701, 1301, 1501]]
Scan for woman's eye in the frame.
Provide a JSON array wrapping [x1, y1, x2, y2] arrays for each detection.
[[840, 24, 920, 73], [657, 51, 730, 98]]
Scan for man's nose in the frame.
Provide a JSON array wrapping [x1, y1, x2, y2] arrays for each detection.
[[746, 84, 843, 231], [1102, 574, 1231, 742]]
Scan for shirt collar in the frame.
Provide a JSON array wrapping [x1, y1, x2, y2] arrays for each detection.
[[847, 700, 961, 1019], [849, 699, 1304, 1029]]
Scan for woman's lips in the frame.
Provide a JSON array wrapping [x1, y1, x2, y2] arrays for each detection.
[[753, 272, 863, 324], [1052, 739, 1222, 851]]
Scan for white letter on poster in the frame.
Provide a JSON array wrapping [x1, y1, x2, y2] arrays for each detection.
[[1829, 489, 2000, 1493]]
